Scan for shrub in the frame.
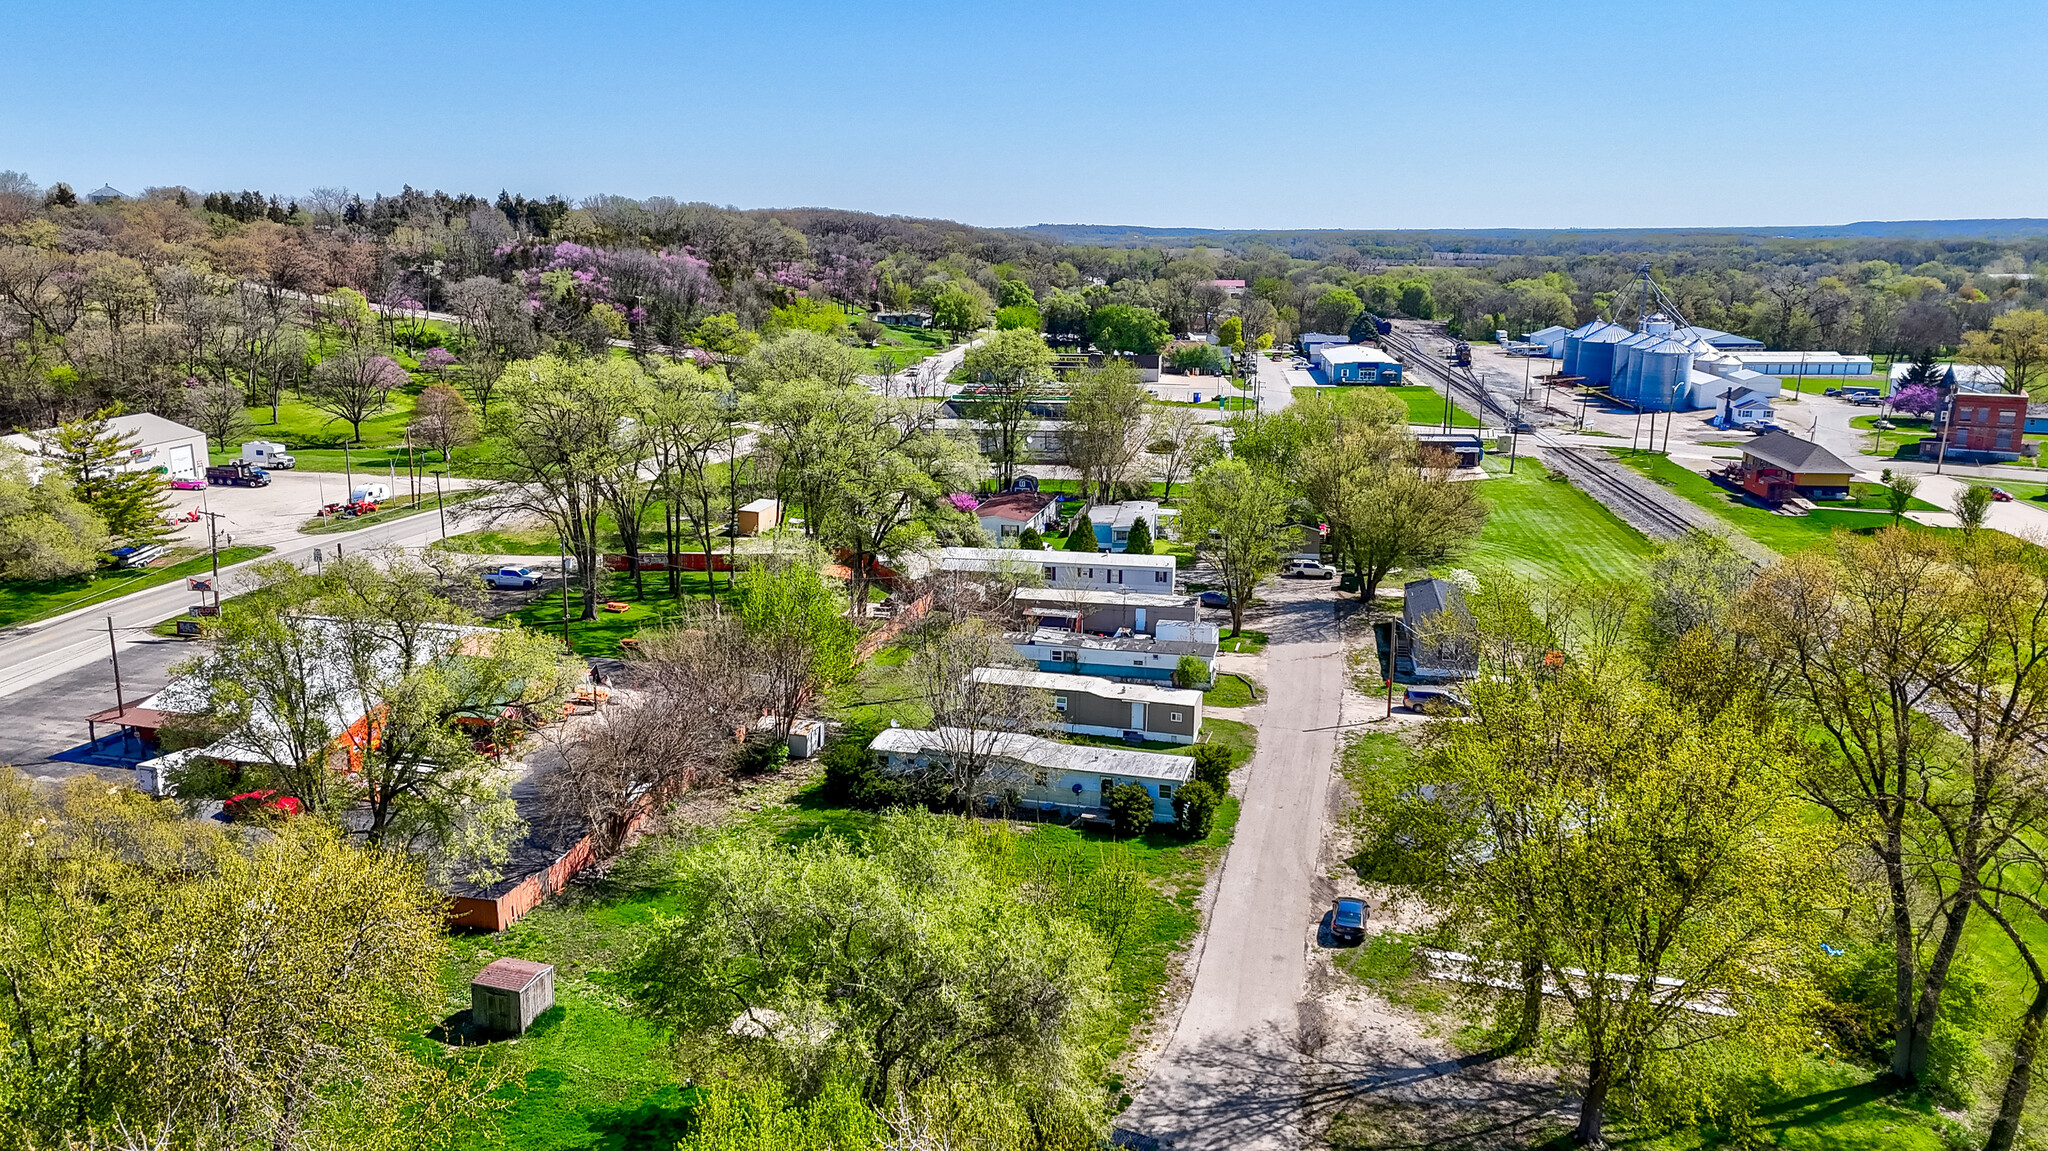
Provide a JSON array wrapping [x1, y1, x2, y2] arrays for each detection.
[[820, 720, 907, 809], [1188, 743, 1234, 791], [853, 318, 883, 344], [1122, 517, 1153, 555], [1104, 783, 1154, 837], [1172, 654, 1210, 690], [1172, 780, 1220, 839], [1018, 527, 1043, 550], [1065, 511, 1096, 551]]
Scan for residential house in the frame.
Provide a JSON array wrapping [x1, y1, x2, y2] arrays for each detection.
[[969, 666, 1202, 744], [1312, 344, 1404, 384], [973, 491, 1057, 541], [1011, 587, 1198, 635], [1009, 620, 1220, 684], [1385, 578, 1477, 684], [2026, 402, 2048, 436], [1713, 387, 1776, 429], [1733, 432, 1856, 501], [1209, 279, 1246, 298], [869, 726, 1191, 823], [1082, 500, 1177, 551]]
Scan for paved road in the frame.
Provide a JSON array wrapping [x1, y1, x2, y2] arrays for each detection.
[[1123, 579, 1348, 1149], [0, 502, 499, 703]]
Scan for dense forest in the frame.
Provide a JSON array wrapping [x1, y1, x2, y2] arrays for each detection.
[[5, 169, 2048, 431]]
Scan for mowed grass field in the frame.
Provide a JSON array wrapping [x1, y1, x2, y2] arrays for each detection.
[[1465, 460, 1657, 583], [1613, 453, 1955, 555]]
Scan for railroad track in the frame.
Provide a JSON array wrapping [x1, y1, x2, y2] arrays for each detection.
[[1541, 446, 1700, 539], [1380, 326, 1521, 425]]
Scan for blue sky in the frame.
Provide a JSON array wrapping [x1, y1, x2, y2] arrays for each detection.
[[2, 0, 2040, 231]]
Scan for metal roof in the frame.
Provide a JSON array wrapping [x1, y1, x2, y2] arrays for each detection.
[[1315, 345, 1400, 364], [870, 726, 1193, 783], [1013, 587, 1193, 609], [1010, 626, 1216, 657], [971, 666, 1202, 707], [1742, 432, 1855, 475]]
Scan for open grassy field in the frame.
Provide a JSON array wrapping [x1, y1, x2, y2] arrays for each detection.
[[0, 546, 271, 629], [1464, 459, 1658, 583], [1303, 384, 1481, 428], [508, 568, 738, 657], [868, 321, 950, 370], [1614, 453, 1955, 555]]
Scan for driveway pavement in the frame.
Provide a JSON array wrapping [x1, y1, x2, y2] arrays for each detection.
[[1122, 577, 1348, 1149]]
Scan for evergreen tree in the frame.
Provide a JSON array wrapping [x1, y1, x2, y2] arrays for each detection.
[[1902, 349, 1945, 389], [31, 407, 170, 542], [1018, 526, 1043, 550], [1064, 509, 1097, 551], [1123, 516, 1154, 554]]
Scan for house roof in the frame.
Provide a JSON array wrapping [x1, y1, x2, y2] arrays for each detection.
[[1742, 431, 1856, 475], [870, 726, 1193, 784], [971, 665, 1203, 707], [975, 491, 1054, 522], [942, 546, 1175, 572], [739, 497, 778, 512], [1402, 578, 1466, 630], [1298, 332, 1349, 345], [1525, 325, 1570, 342], [1013, 587, 1194, 610], [1721, 388, 1771, 406], [86, 184, 126, 202], [1009, 625, 1217, 658], [1082, 500, 1171, 531], [6, 411, 205, 453], [472, 958, 552, 992], [1402, 579, 1478, 674]]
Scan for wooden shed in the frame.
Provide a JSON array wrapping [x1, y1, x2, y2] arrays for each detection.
[[470, 958, 555, 1035]]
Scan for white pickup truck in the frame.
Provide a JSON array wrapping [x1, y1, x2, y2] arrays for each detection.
[[1283, 559, 1336, 579], [481, 566, 541, 590]]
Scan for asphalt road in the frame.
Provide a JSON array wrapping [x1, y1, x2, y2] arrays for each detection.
[[1123, 578, 1347, 1149], [0, 501, 498, 704]]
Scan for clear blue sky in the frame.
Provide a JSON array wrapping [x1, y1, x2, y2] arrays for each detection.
[[3, 0, 2040, 231]]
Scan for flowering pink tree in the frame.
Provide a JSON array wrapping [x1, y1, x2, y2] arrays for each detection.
[[418, 347, 459, 374], [947, 492, 981, 513], [1891, 382, 1942, 417]]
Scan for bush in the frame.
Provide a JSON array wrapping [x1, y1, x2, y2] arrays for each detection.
[[853, 318, 883, 344], [1018, 526, 1043, 550], [820, 720, 907, 809], [1104, 783, 1155, 836], [1172, 654, 1210, 690], [1188, 743, 1234, 791], [1172, 780, 1220, 839], [1065, 511, 1096, 551], [1122, 517, 1153, 555]]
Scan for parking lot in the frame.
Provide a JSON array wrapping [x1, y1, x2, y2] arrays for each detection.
[[158, 469, 479, 550]]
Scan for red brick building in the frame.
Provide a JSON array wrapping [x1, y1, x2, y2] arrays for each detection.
[[1938, 392, 2030, 459]]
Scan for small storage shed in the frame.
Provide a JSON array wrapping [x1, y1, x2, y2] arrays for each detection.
[[471, 958, 555, 1035], [736, 498, 781, 535]]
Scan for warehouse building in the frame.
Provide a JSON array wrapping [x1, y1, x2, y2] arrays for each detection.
[[1312, 344, 1404, 384], [2, 412, 210, 483]]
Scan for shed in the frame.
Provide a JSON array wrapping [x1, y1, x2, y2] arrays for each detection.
[[471, 958, 555, 1035], [736, 498, 781, 535]]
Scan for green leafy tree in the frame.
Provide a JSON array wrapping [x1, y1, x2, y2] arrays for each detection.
[[1184, 458, 1289, 635], [734, 552, 859, 744], [997, 278, 1037, 309], [1171, 653, 1209, 689], [1064, 509, 1097, 551], [677, 1080, 885, 1151], [1217, 315, 1244, 348], [1300, 423, 1488, 602], [27, 405, 170, 542], [1042, 291, 1091, 346], [1122, 515, 1154, 555], [1105, 782, 1155, 836], [994, 304, 1041, 331], [1188, 742, 1234, 790], [624, 813, 1111, 1138], [0, 450, 107, 578], [1955, 481, 1994, 536], [1167, 343, 1227, 374], [1397, 278, 1436, 320], [1062, 358, 1152, 502], [1307, 287, 1364, 335], [959, 327, 1056, 489], [691, 311, 760, 356], [1088, 304, 1170, 354], [931, 283, 991, 338], [765, 297, 850, 337], [1171, 779, 1220, 839], [1883, 472, 1920, 524]]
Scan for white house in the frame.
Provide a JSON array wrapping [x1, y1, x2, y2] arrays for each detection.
[[1010, 621, 1220, 685], [1713, 387, 1777, 429], [926, 547, 1178, 594], [1079, 500, 1177, 552], [970, 666, 1203, 744], [2, 412, 210, 483], [1011, 587, 1198, 635], [869, 726, 1191, 823], [973, 491, 1057, 541]]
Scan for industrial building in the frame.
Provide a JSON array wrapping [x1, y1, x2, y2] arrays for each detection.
[[1312, 344, 1404, 384], [1723, 351, 1875, 377], [1560, 315, 1789, 414], [2, 412, 210, 483]]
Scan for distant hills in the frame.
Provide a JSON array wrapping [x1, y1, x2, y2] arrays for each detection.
[[1015, 220, 2048, 249]]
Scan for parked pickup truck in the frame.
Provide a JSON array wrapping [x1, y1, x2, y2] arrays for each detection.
[[482, 566, 542, 590], [1283, 559, 1337, 579], [204, 463, 270, 488]]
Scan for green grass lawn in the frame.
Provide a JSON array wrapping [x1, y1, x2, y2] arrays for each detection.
[[1613, 453, 1956, 555], [1379, 385, 1482, 428], [1205, 672, 1259, 708], [1218, 629, 1268, 654], [867, 322, 950, 370], [510, 568, 738, 657], [0, 546, 272, 629], [1465, 460, 1658, 583]]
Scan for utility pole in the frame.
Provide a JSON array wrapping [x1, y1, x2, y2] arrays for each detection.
[[435, 470, 446, 539], [343, 443, 353, 502], [559, 535, 572, 647], [202, 510, 225, 610]]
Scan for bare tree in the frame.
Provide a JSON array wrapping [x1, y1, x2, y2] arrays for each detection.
[[303, 346, 405, 443], [1061, 358, 1152, 502], [1145, 404, 1219, 500], [186, 377, 252, 453], [408, 383, 478, 462], [899, 614, 1055, 809]]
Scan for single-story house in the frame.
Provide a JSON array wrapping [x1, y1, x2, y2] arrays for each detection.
[[2025, 402, 2048, 436], [892, 547, 1180, 594], [3, 411, 210, 483], [1011, 587, 1198, 635], [1389, 578, 1477, 683], [1735, 431, 1856, 502], [869, 726, 1191, 823], [1082, 500, 1177, 551], [974, 491, 1057, 541], [1010, 620, 1220, 684], [1313, 344, 1404, 384], [970, 666, 1202, 744], [1890, 362, 2007, 393], [1714, 387, 1776, 429], [1209, 279, 1246, 297]]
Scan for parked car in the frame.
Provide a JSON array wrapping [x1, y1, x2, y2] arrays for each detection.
[[1403, 685, 1470, 713], [1872, 419, 1896, 431], [1992, 487, 2015, 502], [1848, 394, 1884, 406], [1198, 589, 1231, 608], [170, 475, 207, 490], [1330, 897, 1370, 945], [482, 566, 542, 590], [1283, 559, 1336, 580], [224, 789, 301, 822], [1822, 387, 1841, 397]]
